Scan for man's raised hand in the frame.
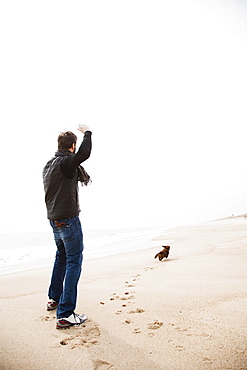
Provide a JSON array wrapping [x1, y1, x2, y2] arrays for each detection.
[[78, 124, 90, 133]]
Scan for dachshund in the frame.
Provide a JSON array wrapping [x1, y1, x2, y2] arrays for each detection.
[[154, 246, 170, 261]]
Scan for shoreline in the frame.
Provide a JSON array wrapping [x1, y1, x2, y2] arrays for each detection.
[[0, 225, 168, 276], [2, 216, 246, 277], [1, 218, 247, 369]]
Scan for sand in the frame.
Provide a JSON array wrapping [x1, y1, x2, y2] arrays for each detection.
[[0, 218, 247, 369]]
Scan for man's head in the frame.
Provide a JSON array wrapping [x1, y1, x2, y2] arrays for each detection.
[[58, 131, 77, 153]]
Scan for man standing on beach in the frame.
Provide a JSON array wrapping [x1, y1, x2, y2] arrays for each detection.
[[42, 124, 92, 329]]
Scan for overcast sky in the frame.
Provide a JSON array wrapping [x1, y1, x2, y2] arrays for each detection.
[[1, 0, 247, 233]]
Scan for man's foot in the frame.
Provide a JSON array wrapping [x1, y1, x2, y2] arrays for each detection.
[[56, 313, 88, 329], [47, 299, 58, 311]]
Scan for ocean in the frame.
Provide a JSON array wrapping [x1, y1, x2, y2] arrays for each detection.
[[0, 226, 170, 275]]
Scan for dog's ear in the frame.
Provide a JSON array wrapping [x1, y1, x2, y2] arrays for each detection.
[[162, 245, 170, 250]]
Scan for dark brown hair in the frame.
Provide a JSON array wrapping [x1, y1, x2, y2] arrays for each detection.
[[58, 131, 77, 151]]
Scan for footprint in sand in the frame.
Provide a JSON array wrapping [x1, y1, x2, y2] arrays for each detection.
[[39, 315, 55, 321], [60, 321, 101, 348], [148, 320, 163, 330], [128, 308, 145, 314], [109, 293, 120, 301], [120, 295, 135, 301], [92, 359, 114, 369], [144, 266, 154, 271], [133, 328, 141, 334], [203, 357, 213, 364], [132, 274, 141, 282], [176, 345, 185, 351], [175, 327, 188, 332], [125, 280, 136, 288], [109, 291, 135, 310]]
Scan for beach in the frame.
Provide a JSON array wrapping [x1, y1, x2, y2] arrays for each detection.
[[0, 218, 247, 369]]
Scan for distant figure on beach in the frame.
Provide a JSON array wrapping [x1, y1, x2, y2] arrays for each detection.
[[154, 246, 170, 261], [42, 124, 92, 329]]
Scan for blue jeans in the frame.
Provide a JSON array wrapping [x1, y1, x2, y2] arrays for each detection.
[[48, 215, 84, 318]]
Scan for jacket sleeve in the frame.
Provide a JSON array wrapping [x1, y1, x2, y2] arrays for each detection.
[[61, 131, 92, 179]]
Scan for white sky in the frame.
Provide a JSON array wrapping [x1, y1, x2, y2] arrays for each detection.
[[0, 0, 247, 233]]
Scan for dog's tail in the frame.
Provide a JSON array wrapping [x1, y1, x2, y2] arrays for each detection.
[[154, 253, 158, 259]]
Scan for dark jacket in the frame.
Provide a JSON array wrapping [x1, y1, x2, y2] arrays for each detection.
[[43, 131, 92, 220]]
